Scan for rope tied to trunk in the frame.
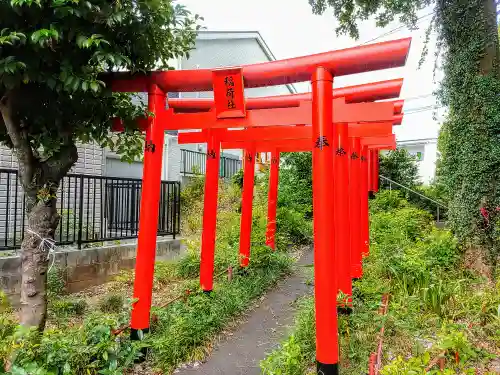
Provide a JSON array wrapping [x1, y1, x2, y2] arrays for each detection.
[[26, 228, 57, 272]]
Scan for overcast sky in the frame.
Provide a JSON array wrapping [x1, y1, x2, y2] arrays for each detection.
[[180, 0, 442, 141]]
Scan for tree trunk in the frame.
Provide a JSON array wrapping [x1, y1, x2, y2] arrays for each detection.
[[1, 90, 78, 331], [19, 199, 60, 330], [479, 0, 500, 77]]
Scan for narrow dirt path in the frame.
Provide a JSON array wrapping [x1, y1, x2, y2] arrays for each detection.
[[175, 247, 314, 375]]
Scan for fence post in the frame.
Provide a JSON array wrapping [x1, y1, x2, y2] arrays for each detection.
[[172, 182, 177, 239], [437, 206, 440, 223], [77, 175, 84, 249], [182, 150, 186, 176]]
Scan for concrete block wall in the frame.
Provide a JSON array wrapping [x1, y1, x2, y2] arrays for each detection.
[[1, 238, 183, 306]]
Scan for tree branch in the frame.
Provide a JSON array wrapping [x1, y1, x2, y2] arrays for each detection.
[[41, 137, 78, 188], [0, 90, 37, 191]]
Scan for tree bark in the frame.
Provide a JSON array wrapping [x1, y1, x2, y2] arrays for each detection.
[[480, 0, 500, 77], [0, 90, 78, 331], [19, 200, 59, 330]]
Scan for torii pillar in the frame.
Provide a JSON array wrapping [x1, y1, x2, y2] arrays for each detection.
[[312, 67, 339, 374], [265, 150, 280, 250]]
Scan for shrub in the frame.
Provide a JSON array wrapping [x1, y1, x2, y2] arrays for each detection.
[[0, 312, 144, 374], [379, 149, 420, 188], [47, 267, 66, 297], [51, 298, 88, 318], [154, 261, 179, 285], [98, 294, 125, 314], [276, 206, 313, 245], [418, 229, 459, 269], [370, 207, 433, 245], [370, 190, 409, 214], [231, 168, 244, 190], [408, 184, 449, 221], [0, 291, 10, 313], [180, 175, 205, 210], [149, 251, 292, 373]]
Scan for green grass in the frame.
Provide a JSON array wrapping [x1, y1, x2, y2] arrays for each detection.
[[149, 248, 292, 372], [260, 190, 500, 375]]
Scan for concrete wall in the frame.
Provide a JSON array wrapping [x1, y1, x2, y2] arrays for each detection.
[[1, 238, 183, 306]]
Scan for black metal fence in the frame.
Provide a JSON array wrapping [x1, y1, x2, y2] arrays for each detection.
[[181, 149, 242, 179], [0, 169, 181, 251]]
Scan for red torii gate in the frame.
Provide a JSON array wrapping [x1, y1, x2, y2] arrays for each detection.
[[177, 97, 400, 291], [217, 133, 397, 304], [110, 37, 411, 375]]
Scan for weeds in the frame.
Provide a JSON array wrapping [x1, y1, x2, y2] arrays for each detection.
[[260, 191, 499, 374], [98, 294, 125, 314], [51, 298, 88, 318], [1, 170, 312, 374]]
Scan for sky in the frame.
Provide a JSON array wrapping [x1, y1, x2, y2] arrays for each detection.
[[179, 0, 443, 142]]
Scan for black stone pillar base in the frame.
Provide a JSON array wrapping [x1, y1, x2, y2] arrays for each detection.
[[337, 306, 353, 315], [317, 361, 339, 375], [131, 328, 150, 362]]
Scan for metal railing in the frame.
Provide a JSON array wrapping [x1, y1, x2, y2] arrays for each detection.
[[380, 175, 447, 222], [181, 149, 242, 179], [0, 169, 181, 251]]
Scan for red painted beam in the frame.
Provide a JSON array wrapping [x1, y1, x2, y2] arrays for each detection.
[[163, 99, 396, 131], [167, 79, 404, 111], [221, 135, 396, 153], [108, 38, 411, 92], [178, 122, 395, 144]]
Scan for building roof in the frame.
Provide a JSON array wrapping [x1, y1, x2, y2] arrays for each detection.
[[397, 138, 437, 146], [195, 30, 297, 94]]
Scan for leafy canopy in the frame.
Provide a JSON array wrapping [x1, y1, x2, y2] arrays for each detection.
[[379, 148, 420, 188], [0, 0, 201, 164], [308, 0, 433, 39]]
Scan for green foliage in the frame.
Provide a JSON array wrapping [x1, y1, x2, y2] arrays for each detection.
[[149, 251, 292, 373], [181, 175, 205, 208], [47, 267, 66, 297], [434, 1, 500, 269], [409, 184, 449, 221], [369, 190, 409, 214], [381, 323, 492, 374], [0, 291, 11, 313], [50, 298, 87, 318], [261, 194, 499, 374], [1, 162, 313, 374], [231, 168, 244, 190], [379, 149, 420, 189], [153, 261, 179, 285], [0, 0, 201, 180], [278, 152, 313, 218], [260, 298, 315, 375], [98, 294, 125, 314], [308, 0, 432, 39], [0, 311, 144, 375]]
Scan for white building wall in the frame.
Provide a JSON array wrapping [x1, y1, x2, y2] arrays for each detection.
[[398, 140, 438, 185]]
